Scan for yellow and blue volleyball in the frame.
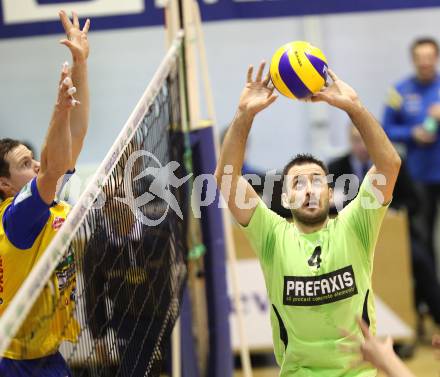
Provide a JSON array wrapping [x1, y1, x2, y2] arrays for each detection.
[[270, 41, 328, 99]]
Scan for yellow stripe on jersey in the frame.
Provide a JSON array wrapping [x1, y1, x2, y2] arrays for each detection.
[[0, 198, 79, 359], [387, 87, 403, 110]]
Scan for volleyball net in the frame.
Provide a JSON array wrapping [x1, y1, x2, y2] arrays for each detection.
[[0, 34, 189, 377]]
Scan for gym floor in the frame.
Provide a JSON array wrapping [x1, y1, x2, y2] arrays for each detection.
[[234, 344, 437, 377], [234, 320, 439, 377]]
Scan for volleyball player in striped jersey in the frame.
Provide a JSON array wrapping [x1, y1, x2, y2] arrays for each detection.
[[0, 11, 90, 377]]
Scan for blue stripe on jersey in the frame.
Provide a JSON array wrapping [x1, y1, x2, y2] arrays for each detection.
[[3, 169, 75, 250], [0, 352, 72, 377], [2, 178, 50, 250]]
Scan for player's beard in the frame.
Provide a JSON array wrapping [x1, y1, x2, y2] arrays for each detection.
[[291, 200, 330, 226]]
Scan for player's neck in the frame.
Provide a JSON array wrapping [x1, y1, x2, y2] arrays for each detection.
[[416, 73, 437, 85], [295, 217, 329, 234]]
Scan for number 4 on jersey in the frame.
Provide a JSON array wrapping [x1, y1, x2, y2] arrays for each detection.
[[308, 246, 322, 269]]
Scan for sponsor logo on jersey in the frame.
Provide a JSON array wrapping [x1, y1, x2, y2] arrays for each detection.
[[405, 93, 422, 114], [52, 216, 65, 230], [283, 265, 358, 306], [55, 249, 76, 296]]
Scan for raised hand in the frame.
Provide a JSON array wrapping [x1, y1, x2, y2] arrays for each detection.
[[238, 61, 278, 116], [311, 69, 361, 114], [354, 317, 396, 371], [59, 10, 90, 63], [57, 62, 79, 109], [340, 318, 415, 377]]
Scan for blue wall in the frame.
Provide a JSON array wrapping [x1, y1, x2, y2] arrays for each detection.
[[1, 4, 440, 171], [1, 0, 440, 38]]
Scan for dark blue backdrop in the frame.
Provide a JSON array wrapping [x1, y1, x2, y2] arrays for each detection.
[[1, 0, 440, 39]]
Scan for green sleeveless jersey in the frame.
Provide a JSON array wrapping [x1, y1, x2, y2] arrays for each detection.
[[240, 178, 389, 376]]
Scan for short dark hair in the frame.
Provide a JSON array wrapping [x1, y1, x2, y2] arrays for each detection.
[[0, 138, 21, 200], [411, 37, 439, 56], [282, 153, 329, 190]]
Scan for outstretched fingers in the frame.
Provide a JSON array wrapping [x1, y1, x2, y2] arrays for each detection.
[[246, 65, 254, 83], [311, 92, 326, 103], [58, 10, 72, 32], [339, 327, 362, 344], [72, 11, 80, 28], [327, 68, 339, 82], [356, 317, 372, 340], [82, 18, 91, 33], [58, 62, 80, 108], [247, 61, 268, 83], [59, 38, 77, 54], [255, 61, 266, 82], [262, 71, 271, 85], [337, 343, 359, 354], [348, 358, 368, 370], [59, 61, 69, 86]]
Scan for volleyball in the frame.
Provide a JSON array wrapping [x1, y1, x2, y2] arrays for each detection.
[[269, 41, 328, 99]]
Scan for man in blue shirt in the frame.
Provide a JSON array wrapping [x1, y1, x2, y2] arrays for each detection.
[[329, 125, 440, 329], [383, 37, 440, 268]]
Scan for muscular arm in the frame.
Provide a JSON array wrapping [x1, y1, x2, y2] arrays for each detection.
[[214, 62, 277, 226], [37, 66, 76, 204], [69, 60, 89, 168], [215, 110, 259, 226], [312, 70, 400, 204], [59, 10, 90, 169], [349, 106, 401, 204]]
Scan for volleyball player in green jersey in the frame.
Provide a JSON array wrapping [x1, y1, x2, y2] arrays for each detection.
[[215, 63, 401, 376]]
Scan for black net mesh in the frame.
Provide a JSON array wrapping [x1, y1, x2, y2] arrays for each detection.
[[70, 56, 187, 377], [5, 52, 188, 377]]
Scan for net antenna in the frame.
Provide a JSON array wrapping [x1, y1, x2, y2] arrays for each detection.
[[0, 32, 187, 376], [164, 4, 186, 377], [166, 1, 210, 376], [167, 1, 253, 377]]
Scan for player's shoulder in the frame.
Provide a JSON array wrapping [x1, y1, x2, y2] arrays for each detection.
[[0, 198, 14, 224], [394, 75, 417, 93], [50, 200, 71, 217], [332, 197, 361, 227], [325, 217, 342, 233], [249, 200, 289, 237], [55, 200, 71, 209], [265, 204, 290, 230], [0, 197, 14, 213], [385, 78, 413, 110]]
